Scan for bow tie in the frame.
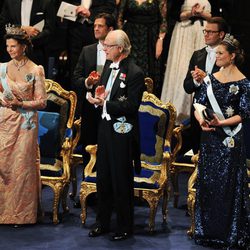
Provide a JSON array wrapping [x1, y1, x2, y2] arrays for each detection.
[[206, 46, 216, 54], [109, 62, 120, 70]]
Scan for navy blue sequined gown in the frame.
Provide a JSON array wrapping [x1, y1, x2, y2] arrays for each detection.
[[194, 74, 250, 248]]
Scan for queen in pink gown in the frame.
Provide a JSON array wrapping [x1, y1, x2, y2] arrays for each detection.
[[0, 26, 47, 225]]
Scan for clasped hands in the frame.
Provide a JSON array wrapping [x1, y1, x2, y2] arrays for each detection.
[[191, 3, 205, 16], [195, 111, 222, 132], [87, 85, 109, 106], [191, 65, 206, 83], [0, 93, 22, 110], [22, 26, 40, 37]]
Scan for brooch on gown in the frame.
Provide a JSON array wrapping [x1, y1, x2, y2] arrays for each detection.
[[229, 84, 239, 95], [113, 116, 133, 134], [225, 106, 234, 117], [25, 73, 35, 83]]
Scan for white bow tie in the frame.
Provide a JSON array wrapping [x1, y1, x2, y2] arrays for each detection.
[[109, 62, 120, 70]]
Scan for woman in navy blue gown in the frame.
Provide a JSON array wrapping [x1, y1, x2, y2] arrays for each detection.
[[194, 34, 250, 248]]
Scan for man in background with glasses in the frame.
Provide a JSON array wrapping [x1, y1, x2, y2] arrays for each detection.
[[182, 17, 228, 154]]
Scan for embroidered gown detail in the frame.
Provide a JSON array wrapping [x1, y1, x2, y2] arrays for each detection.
[[194, 74, 250, 248], [0, 64, 47, 224]]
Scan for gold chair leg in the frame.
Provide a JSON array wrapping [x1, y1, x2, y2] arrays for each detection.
[[187, 190, 196, 237], [147, 196, 159, 232], [187, 167, 197, 237], [52, 184, 62, 224], [79, 189, 88, 225]]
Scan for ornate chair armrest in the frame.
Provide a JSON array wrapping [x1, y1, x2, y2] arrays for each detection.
[[191, 153, 199, 165], [144, 77, 154, 93], [59, 128, 74, 179], [171, 126, 183, 159], [171, 118, 191, 160], [84, 144, 98, 177], [72, 118, 81, 150]]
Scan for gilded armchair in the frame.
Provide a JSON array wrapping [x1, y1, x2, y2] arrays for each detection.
[[79, 91, 176, 232], [39, 79, 77, 224]]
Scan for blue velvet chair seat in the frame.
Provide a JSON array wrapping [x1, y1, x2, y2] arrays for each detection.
[[38, 111, 60, 160]]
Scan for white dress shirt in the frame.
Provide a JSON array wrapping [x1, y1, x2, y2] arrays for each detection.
[[205, 45, 217, 74], [194, 45, 217, 87], [21, 0, 33, 26], [96, 42, 106, 73], [102, 63, 120, 120]]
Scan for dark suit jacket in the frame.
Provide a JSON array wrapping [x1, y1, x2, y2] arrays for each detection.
[[72, 43, 100, 166], [183, 47, 220, 153], [99, 58, 145, 173], [73, 43, 97, 94], [0, 0, 55, 47], [0, 0, 55, 65]]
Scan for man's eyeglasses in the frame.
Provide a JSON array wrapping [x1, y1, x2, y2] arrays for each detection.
[[203, 30, 220, 35], [103, 44, 118, 49]]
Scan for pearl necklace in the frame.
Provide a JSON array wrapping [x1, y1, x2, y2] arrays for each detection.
[[12, 58, 28, 71]]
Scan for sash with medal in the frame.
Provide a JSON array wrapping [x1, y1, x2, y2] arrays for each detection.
[[113, 116, 133, 134], [204, 75, 242, 148]]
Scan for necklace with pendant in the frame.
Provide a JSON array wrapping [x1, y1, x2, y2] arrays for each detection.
[[13, 58, 28, 71]]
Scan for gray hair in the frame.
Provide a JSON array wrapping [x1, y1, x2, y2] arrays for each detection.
[[110, 29, 131, 56]]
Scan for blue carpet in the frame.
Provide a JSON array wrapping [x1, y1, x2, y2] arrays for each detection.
[[0, 170, 213, 250]]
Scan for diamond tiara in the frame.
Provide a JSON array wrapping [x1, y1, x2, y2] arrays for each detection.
[[223, 33, 237, 48], [5, 24, 26, 36]]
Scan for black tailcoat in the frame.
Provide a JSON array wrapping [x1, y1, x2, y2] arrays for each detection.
[[95, 57, 145, 233]]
